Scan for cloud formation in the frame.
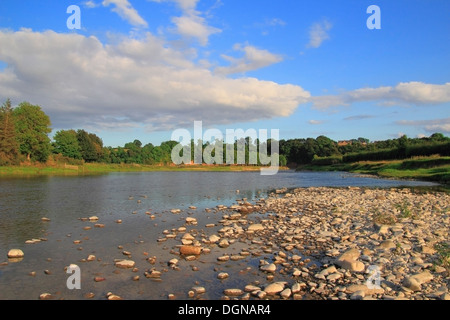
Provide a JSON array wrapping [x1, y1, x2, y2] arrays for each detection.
[[0, 29, 310, 132], [397, 118, 450, 134], [215, 44, 283, 75], [307, 20, 332, 48], [311, 82, 450, 109], [102, 0, 148, 27], [151, 0, 221, 46]]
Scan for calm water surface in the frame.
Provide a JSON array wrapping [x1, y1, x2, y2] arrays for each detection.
[[0, 171, 439, 299]]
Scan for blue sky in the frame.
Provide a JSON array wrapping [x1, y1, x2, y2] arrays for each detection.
[[0, 0, 449, 147]]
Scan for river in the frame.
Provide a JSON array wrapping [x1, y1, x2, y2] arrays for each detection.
[[0, 171, 439, 299]]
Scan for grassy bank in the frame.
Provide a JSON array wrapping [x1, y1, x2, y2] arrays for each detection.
[[0, 163, 286, 177], [300, 156, 450, 185]]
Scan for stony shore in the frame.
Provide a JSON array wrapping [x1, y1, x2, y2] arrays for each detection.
[[164, 187, 449, 300]]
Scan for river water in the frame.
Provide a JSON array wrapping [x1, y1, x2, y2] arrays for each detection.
[[0, 171, 439, 300]]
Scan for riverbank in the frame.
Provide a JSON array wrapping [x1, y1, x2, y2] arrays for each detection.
[[299, 156, 450, 185], [0, 163, 289, 176], [159, 186, 450, 300]]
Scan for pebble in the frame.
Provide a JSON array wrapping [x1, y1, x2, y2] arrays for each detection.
[[115, 260, 136, 269], [7, 249, 24, 258]]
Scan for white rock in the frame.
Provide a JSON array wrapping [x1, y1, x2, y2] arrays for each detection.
[[260, 263, 277, 273], [7, 249, 24, 258], [248, 224, 265, 232], [209, 235, 220, 243], [264, 282, 285, 295], [115, 259, 135, 269], [280, 288, 292, 299]]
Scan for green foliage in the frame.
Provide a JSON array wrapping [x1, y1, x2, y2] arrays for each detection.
[[434, 242, 450, 273], [76, 129, 104, 162], [0, 99, 20, 165], [13, 101, 52, 162], [53, 129, 82, 159]]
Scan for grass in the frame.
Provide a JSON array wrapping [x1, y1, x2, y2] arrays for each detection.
[[0, 163, 287, 177], [300, 156, 450, 185], [434, 242, 450, 274]]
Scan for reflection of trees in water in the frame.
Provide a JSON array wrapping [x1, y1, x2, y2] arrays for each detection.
[[0, 177, 51, 247], [0, 175, 109, 248]]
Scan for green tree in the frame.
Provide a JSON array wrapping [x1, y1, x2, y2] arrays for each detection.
[[13, 102, 52, 162], [0, 99, 20, 165], [52, 129, 82, 159], [77, 130, 104, 162]]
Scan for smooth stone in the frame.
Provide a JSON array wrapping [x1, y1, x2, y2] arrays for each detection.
[[7, 249, 24, 258], [115, 260, 136, 269], [39, 293, 52, 300], [180, 246, 202, 255], [260, 263, 277, 273], [217, 272, 229, 280], [192, 286, 206, 294], [264, 282, 285, 295], [248, 224, 265, 232], [224, 289, 243, 296], [403, 271, 434, 291]]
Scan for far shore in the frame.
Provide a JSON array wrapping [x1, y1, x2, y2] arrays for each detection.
[[0, 163, 291, 176]]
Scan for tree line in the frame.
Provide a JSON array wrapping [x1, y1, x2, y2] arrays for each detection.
[[1, 99, 449, 167]]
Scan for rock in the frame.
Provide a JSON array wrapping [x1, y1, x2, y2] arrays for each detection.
[[260, 263, 277, 273], [224, 289, 243, 296], [171, 209, 181, 214], [245, 285, 261, 292], [403, 271, 434, 291], [180, 246, 202, 256], [248, 224, 265, 232], [39, 293, 52, 300], [107, 293, 122, 300], [88, 216, 99, 221], [186, 217, 197, 225], [115, 259, 136, 269], [336, 248, 365, 272], [192, 286, 206, 294], [350, 290, 365, 300], [87, 255, 96, 261], [168, 258, 178, 266], [209, 235, 220, 243], [217, 255, 230, 262], [346, 284, 384, 295], [217, 272, 229, 280], [264, 282, 285, 295], [377, 240, 396, 250], [327, 273, 342, 281], [218, 239, 230, 248], [7, 249, 24, 258], [280, 288, 292, 299], [94, 277, 106, 282], [41, 217, 51, 222]]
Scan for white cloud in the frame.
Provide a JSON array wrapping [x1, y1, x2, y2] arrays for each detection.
[[171, 14, 221, 46], [311, 82, 450, 110], [396, 118, 450, 134], [102, 0, 148, 27], [0, 29, 310, 132], [308, 120, 323, 125], [83, 1, 100, 8], [307, 19, 332, 49], [150, 0, 220, 45], [215, 44, 283, 75]]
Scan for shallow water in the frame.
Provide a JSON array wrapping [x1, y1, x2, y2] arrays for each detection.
[[0, 171, 439, 299]]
